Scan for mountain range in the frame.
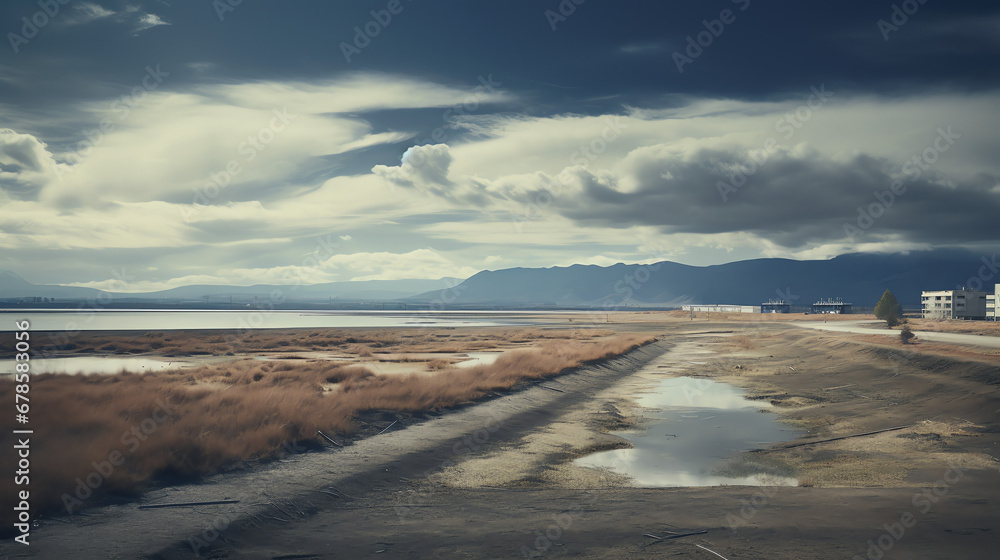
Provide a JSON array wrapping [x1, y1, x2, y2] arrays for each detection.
[[409, 250, 998, 308], [3, 250, 997, 308]]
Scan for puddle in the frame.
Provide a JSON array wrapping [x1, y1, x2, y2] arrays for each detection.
[[253, 354, 352, 362], [455, 351, 503, 369], [0, 356, 200, 375], [576, 376, 801, 487]]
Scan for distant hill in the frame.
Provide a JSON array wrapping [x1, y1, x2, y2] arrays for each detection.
[[134, 279, 459, 301], [409, 251, 998, 308], [0, 272, 458, 303], [0, 271, 105, 300]]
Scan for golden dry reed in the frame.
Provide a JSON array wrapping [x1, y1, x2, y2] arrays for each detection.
[[0, 331, 650, 522]]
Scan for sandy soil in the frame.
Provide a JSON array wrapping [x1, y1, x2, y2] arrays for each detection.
[[4, 320, 1000, 559]]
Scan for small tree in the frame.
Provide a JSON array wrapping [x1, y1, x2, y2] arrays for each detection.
[[874, 289, 903, 327], [900, 325, 915, 344]]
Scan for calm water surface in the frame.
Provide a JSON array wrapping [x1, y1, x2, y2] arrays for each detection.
[[576, 376, 802, 486], [0, 356, 203, 376], [0, 310, 547, 332]]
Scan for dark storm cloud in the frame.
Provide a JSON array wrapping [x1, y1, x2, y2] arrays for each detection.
[[548, 146, 1000, 249], [3, 1, 999, 117]]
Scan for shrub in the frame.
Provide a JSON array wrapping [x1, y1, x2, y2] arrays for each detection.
[[900, 325, 915, 344]]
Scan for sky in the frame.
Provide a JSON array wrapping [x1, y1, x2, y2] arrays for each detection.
[[0, 0, 998, 292]]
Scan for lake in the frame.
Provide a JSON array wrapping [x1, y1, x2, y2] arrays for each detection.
[[0, 309, 560, 332]]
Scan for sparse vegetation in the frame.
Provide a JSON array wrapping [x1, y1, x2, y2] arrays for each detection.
[[732, 335, 756, 350], [0, 327, 590, 359], [0, 330, 651, 520], [900, 325, 915, 344], [426, 358, 452, 370]]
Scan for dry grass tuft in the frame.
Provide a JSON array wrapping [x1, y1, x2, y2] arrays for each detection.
[[426, 359, 452, 370], [732, 335, 756, 350]]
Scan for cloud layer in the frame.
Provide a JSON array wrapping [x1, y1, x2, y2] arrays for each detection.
[[1, 1, 998, 288]]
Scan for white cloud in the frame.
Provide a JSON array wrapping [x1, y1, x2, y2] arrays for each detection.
[[320, 249, 479, 281], [65, 2, 116, 25], [134, 13, 170, 34], [0, 200, 194, 250], [36, 74, 498, 207], [210, 75, 511, 115], [6, 84, 1000, 284], [61, 4, 170, 35], [0, 130, 65, 198], [66, 248, 477, 291], [373, 144, 453, 190]]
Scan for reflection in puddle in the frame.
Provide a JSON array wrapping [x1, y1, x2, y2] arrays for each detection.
[[0, 356, 197, 375], [576, 376, 801, 487]]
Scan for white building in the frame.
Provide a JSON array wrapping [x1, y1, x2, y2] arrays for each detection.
[[921, 289, 988, 320], [988, 285, 999, 321]]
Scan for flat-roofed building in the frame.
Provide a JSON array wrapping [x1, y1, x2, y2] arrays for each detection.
[[922, 289, 988, 320], [681, 304, 760, 313], [811, 298, 852, 314], [761, 299, 790, 313]]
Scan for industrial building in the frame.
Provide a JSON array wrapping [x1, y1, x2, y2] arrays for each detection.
[[681, 304, 759, 313], [760, 299, 790, 313], [811, 298, 852, 314], [921, 289, 988, 320]]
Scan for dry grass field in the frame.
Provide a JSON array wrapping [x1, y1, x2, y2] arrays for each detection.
[[0, 328, 651, 522]]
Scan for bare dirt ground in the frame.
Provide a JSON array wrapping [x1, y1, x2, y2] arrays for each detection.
[[902, 318, 1000, 337], [848, 333, 1000, 364], [4, 319, 1000, 559]]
